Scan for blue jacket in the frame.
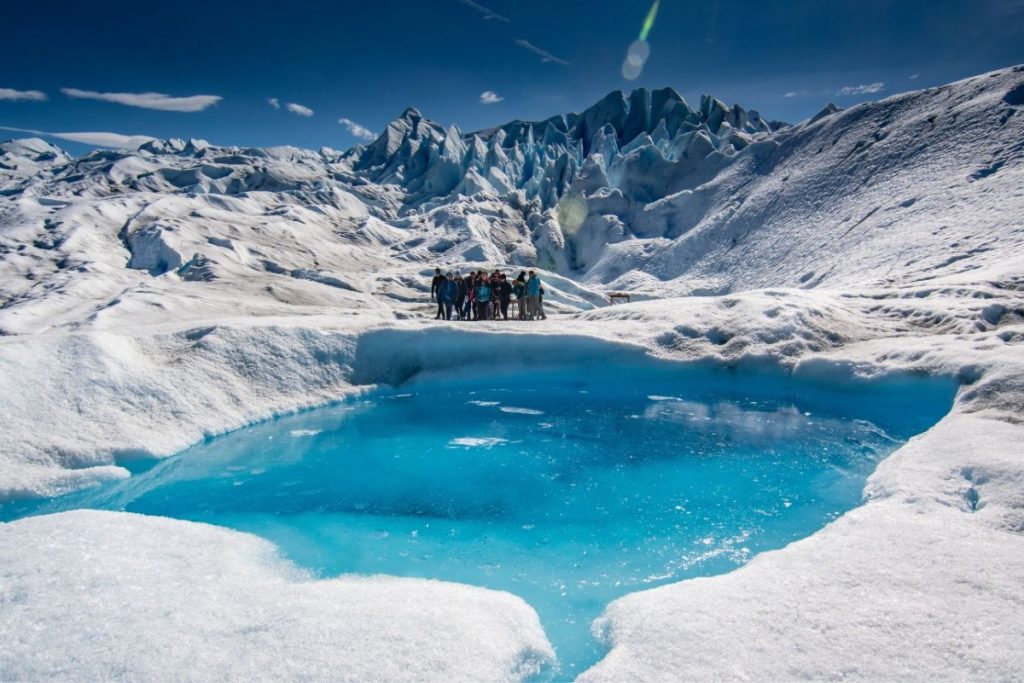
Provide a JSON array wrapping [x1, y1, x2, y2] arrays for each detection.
[[526, 275, 541, 297], [476, 284, 492, 303], [439, 279, 458, 303]]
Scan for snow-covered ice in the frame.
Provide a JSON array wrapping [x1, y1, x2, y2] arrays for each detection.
[[0, 511, 554, 681], [1, 65, 1023, 679]]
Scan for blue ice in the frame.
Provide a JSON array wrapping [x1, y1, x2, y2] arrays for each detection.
[[2, 363, 955, 676]]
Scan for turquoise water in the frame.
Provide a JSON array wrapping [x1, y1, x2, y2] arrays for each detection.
[[2, 363, 955, 677]]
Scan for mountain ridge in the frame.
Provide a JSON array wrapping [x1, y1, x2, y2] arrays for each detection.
[[0, 65, 1022, 323]]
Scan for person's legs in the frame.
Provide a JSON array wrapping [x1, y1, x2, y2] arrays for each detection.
[[501, 300, 509, 319], [444, 302, 453, 320], [538, 297, 546, 320], [436, 299, 444, 319]]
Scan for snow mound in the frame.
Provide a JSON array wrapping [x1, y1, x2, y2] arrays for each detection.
[[0, 510, 554, 681]]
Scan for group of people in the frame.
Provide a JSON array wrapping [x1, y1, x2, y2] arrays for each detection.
[[431, 268, 547, 321]]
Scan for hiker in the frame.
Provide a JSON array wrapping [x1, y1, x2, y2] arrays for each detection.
[[466, 273, 477, 320], [537, 283, 547, 320], [475, 275, 492, 320], [439, 272, 458, 320], [489, 271, 501, 320], [430, 267, 445, 319], [454, 272, 467, 320], [496, 273, 512, 320], [525, 270, 542, 320], [513, 271, 527, 320]]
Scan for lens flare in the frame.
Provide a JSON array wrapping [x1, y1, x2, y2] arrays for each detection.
[[557, 194, 587, 235], [626, 39, 650, 66], [622, 0, 659, 80], [621, 59, 643, 81], [639, 0, 660, 42]]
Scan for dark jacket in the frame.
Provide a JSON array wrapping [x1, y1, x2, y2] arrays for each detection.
[[431, 273, 445, 298], [495, 280, 513, 302]]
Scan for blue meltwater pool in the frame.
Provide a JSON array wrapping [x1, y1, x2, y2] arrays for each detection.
[[3, 362, 955, 677]]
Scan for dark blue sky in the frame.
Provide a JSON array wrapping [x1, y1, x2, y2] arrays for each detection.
[[2, 0, 1022, 153]]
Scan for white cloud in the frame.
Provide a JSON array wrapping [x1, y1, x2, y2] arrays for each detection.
[[338, 117, 375, 141], [836, 82, 885, 96], [479, 90, 504, 104], [783, 91, 798, 98], [0, 125, 156, 149], [0, 88, 47, 102], [455, 0, 509, 22], [61, 88, 220, 112], [909, 74, 920, 80], [285, 102, 314, 117], [514, 39, 570, 66], [267, 97, 280, 109]]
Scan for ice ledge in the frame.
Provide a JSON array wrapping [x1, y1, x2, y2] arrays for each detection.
[[0, 509, 555, 681]]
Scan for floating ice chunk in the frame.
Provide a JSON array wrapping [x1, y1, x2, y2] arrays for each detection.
[[448, 437, 508, 448], [499, 407, 545, 415], [467, 400, 500, 407], [289, 429, 322, 437]]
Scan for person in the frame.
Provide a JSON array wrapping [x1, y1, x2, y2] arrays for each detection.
[[439, 272, 458, 320], [488, 272, 501, 320], [537, 283, 548, 320], [525, 270, 542, 320], [513, 271, 527, 320], [475, 275, 492, 321], [495, 273, 512, 320], [454, 272, 467, 321], [465, 273, 477, 320], [430, 267, 445, 319]]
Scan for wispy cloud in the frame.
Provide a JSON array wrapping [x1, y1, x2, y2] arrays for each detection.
[[909, 74, 920, 80], [285, 102, 314, 117], [338, 117, 375, 141], [61, 88, 220, 112], [0, 88, 47, 102], [783, 91, 798, 98], [836, 82, 885, 96], [0, 125, 156, 149], [267, 97, 280, 109], [455, 0, 509, 22], [514, 39, 569, 66], [479, 90, 504, 104]]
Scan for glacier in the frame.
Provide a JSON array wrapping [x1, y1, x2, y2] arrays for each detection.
[[1, 65, 1023, 680]]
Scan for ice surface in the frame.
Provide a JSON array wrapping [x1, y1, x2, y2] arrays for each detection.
[[0, 510, 554, 681], [0, 364, 956, 675], [1, 65, 1023, 679]]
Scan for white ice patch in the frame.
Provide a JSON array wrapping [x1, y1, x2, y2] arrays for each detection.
[[0, 511, 555, 681], [289, 429, 322, 438], [448, 437, 509, 448], [467, 400, 501, 407], [499, 407, 544, 415]]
